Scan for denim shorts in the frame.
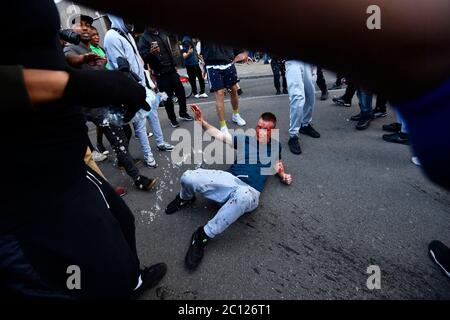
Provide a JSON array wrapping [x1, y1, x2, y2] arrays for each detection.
[[206, 64, 239, 92]]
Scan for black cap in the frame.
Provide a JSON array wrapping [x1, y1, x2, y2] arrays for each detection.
[[71, 14, 94, 26]]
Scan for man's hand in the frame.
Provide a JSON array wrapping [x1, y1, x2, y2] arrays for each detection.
[[191, 104, 203, 122], [83, 52, 102, 64], [280, 173, 292, 185], [233, 52, 252, 64]]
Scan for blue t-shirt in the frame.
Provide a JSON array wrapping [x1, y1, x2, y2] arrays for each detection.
[[228, 134, 282, 192]]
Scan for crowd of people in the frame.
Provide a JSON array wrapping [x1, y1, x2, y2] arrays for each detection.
[[1, 0, 450, 300]]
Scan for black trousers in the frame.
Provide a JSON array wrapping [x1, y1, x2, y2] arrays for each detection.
[[0, 165, 140, 299], [156, 72, 188, 122], [90, 118, 139, 181], [316, 67, 328, 93], [342, 81, 357, 102], [271, 60, 287, 91], [186, 65, 205, 95]]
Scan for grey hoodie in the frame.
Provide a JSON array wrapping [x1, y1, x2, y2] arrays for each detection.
[[104, 14, 146, 87]]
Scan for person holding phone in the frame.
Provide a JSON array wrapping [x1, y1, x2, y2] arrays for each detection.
[[181, 36, 208, 99], [138, 27, 194, 128]]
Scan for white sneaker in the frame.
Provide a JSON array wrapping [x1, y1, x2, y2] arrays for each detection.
[[220, 126, 229, 135], [194, 94, 200, 99], [157, 142, 174, 151], [199, 93, 208, 98], [148, 132, 153, 138], [411, 156, 421, 166], [92, 151, 107, 162], [232, 113, 246, 126], [145, 156, 157, 168]]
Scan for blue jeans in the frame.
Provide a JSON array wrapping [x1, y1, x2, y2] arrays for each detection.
[[145, 105, 165, 146], [285, 60, 316, 137], [356, 89, 373, 116], [179, 169, 260, 238], [396, 111, 408, 134], [132, 117, 153, 161]]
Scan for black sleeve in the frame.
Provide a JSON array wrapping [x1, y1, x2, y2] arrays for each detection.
[[0, 65, 33, 113], [137, 35, 159, 68]]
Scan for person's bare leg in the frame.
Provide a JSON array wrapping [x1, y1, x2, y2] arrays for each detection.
[[215, 89, 226, 128], [230, 84, 246, 126], [230, 84, 239, 113]]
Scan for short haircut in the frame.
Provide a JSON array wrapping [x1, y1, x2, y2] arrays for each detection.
[[260, 112, 277, 127], [91, 26, 98, 32]]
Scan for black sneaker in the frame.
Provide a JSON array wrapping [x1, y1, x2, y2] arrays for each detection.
[[382, 122, 402, 133], [382, 132, 409, 145], [165, 194, 196, 214], [185, 227, 210, 270], [131, 263, 167, 299], [333, 96, 351, 107], [288, 136, 302, 155], [320, 91, 329, 101], [429, 240, 450, 279], [350, 112, 362, 121], [179, 113, 194, 121], [329, 83, 342, 90], [299, 124, 321, 138], [170, 120, 180, 128], [134, 175, 157, 191], [282, 88, 288, 94], [373, 108, 387, 118], [355, 114, 373, 130], [276, 90, 281, 95]]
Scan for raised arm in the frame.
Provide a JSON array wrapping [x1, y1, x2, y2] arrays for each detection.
[[191, 105, 233, 146]]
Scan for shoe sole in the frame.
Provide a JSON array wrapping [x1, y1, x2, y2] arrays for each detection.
[[145, 178, 158, 191], [429, 249, 450, 279], [180, 117, 194, 121], [299, 130, 321, 138], [232, 120, 246, 126], [382, 138, 409, 145]]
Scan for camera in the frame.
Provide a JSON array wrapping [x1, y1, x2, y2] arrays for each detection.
[[59, 29, 81, 45]]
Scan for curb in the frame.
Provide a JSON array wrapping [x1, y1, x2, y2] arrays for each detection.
[[239, 74, 273, 80]]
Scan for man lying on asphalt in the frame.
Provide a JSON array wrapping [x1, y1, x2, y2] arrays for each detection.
[[165, 105, 292, 270]]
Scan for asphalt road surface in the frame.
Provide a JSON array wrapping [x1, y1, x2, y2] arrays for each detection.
[[93, 74, 450, 300]]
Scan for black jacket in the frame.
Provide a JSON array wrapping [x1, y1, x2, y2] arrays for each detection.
[[138, 31, 176, 76], [201, 42, 236, 66]]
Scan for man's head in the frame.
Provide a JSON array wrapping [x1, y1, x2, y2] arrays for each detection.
[[90, 26, 100, 46], [256, 112, 277, 144], [123, 19, 135, 33], [71, 14, 93, 44], [145, 26, 159, 35]]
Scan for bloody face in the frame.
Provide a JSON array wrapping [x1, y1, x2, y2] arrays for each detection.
[[256, 118, 275, 144]]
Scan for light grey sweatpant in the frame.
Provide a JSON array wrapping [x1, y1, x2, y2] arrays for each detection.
[[179, 169, 260, 238]]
